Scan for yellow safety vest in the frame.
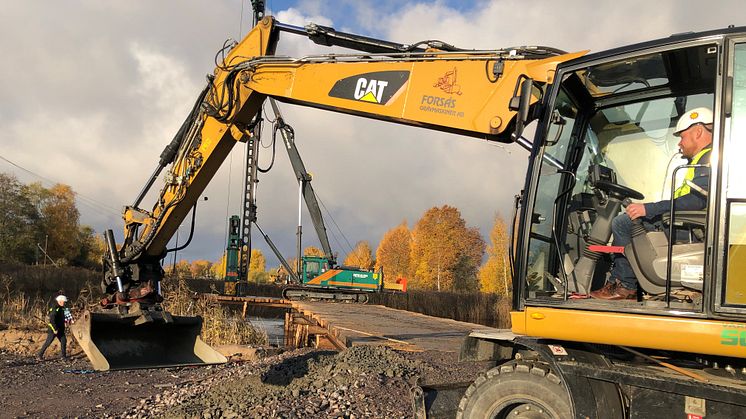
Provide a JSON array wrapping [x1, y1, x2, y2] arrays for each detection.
[[674, 147, 711, 199]]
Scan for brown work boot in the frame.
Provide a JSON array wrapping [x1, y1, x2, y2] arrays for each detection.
[[589, 281, 616, 299], [590, 280, 636, 300]]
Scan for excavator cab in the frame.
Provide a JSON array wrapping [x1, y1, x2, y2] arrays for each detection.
[[516, 31, 746, 324], [521, 42, 718, 306]]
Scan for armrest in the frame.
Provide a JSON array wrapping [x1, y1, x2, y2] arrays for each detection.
[[661, 210, 706, 227]]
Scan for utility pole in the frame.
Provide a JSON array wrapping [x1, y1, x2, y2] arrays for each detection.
[[36, 242, 59, 267], [44, 235, 48, 267]]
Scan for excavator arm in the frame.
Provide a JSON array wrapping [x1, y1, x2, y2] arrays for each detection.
[[268, 98, 335, 264]]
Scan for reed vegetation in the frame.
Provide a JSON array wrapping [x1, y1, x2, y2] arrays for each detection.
[[162, 277, 267, 346], [0, 274, 46, 329], [0, 263, 267, 348], [369, 289, 511, 328]]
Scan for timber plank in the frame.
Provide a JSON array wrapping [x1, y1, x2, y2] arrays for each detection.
[[290, 301, 497, 352]]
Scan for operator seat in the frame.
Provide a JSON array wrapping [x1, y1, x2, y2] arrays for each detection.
[[625, 210, 706, 294]]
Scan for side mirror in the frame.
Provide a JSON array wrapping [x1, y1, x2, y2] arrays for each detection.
[[510, 76, 534, 142]]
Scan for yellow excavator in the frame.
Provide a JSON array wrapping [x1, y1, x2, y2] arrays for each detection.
[[73, 11, 746, 417]]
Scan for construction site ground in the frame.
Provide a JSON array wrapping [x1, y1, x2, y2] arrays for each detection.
[[0, 321, 494, 418]]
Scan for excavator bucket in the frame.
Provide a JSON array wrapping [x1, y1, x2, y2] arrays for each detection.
[[72, 310, 227, 371]]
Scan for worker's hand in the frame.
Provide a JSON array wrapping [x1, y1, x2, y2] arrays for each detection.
[[626, 203, 647, 220]]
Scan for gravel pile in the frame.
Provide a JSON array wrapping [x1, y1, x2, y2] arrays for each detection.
[[125, 346, 431, 419]]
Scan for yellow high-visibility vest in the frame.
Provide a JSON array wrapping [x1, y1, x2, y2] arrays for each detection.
[[674, 147, 711, 198]]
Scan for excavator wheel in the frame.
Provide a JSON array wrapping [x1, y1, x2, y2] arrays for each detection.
[[456, 360, 572, 419]]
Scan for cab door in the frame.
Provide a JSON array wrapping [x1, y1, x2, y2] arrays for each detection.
[[716, 38, 746, 317]]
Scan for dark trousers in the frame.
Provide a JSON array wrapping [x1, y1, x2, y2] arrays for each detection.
[[609, 213, 692, 290], [609, 214, 644, 290], [38, 328, 66, 358]]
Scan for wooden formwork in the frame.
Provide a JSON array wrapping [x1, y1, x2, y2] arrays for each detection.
[[284, 311, 345, 350]]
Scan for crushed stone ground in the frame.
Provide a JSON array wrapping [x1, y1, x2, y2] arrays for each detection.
[[1, 331, 492, 418]]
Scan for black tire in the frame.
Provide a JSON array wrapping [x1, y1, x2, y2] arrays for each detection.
[[457, 361, 572, 419]]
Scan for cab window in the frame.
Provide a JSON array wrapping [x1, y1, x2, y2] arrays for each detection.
[[525, 43, 717, 311]]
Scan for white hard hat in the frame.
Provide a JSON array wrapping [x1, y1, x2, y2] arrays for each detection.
[[674, 107, 713, 137], [56, 295, 68, 303]]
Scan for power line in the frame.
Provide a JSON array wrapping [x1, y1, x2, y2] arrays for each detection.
[[314, 191, 355, 255], [0, 153, 121, 216]]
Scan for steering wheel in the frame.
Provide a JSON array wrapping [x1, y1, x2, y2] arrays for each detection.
[[594, 180, 645, 201]]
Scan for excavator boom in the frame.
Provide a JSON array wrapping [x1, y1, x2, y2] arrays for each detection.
[[268, 98, 335, 262]]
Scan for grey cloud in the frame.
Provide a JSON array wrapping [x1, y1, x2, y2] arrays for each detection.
[[3, 0, 745, 268]]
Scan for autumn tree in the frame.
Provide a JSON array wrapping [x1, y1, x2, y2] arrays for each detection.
[[343, 241, 374, 269], [213, 253, 227, 279], [479, 214, 512, 295], [285, 257, 299, 272], [248, 248, 270, 283], [0, 175, 98, 266], [375, 221, 411, 280], [20, 180, 98, 266], [73, 226, 104, 269], [409, 205, 485, 291], [0, 173, 39, 263], [165, 260, 191, 279], [190, 260, 213, 278], [303, 246, 324, 257], [35, 183, 81, 264]]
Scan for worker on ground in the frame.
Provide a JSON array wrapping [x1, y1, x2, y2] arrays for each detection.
[[37, 294, 71, 360], [591, 107, 714, 300]]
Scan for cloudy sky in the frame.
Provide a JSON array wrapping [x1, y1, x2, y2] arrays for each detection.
[[1, 0, 744, 268]]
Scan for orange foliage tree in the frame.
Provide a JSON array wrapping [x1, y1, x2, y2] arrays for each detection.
[[26, 182, 81, 265], [409, 205, 484, 291], [212, 253, 227, 279], [165, 260, 191, 278], [374, 221, 411, 281], [190, 260, 213, 278], [479, 214, 512, 295], [304, 246, 324, 257], [248, 248, 269, 283], [0, 174, 98, 267], [343, 241, 374, 270]]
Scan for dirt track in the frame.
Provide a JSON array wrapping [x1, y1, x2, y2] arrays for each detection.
[[1, 330, 491, 418], [1, 352, 204, 418]]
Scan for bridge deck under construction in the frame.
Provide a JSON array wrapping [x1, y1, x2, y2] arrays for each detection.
[[202, 294, 499, 352]]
